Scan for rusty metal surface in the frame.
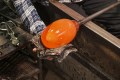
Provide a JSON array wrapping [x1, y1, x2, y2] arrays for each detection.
[[44, 55, 107, 80], [0, 53, 39, 80], [0, 51, 65, 80], [74, 26, 120, 80], [0, 36, 8, 46], [0, 27, 33, 60]]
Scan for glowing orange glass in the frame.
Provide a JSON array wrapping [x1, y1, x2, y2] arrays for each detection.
[[41, 19, 79, 48]]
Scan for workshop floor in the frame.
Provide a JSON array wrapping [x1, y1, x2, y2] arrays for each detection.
[[45, 71, 62, 80]]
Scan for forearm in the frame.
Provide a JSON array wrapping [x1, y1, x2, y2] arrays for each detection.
[[12, 0, 46, 34]]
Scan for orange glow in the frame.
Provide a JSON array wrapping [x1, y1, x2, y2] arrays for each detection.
[[41, 19, 79, 48]]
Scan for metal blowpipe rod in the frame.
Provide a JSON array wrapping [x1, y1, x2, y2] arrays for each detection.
[[79, 1, 120, 24]]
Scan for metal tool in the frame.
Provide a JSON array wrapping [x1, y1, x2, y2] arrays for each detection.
[[0, 21, 19, 46], [79, 1, 120, 24], [6, 21, 19, 46], [50, 1, 120, 24]]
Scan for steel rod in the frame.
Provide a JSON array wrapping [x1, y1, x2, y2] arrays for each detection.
[[80, 1, 120, 24]]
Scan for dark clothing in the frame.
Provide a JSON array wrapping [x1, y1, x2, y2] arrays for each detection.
[[82, 0, 120, 38]]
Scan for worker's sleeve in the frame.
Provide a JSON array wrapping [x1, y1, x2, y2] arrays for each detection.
[[12, 0, 46, 34]]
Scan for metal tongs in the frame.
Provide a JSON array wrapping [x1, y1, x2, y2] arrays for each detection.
[[32, 34, 60, 59], [31, 34, 77, 62], [6, 21, 19, 46]]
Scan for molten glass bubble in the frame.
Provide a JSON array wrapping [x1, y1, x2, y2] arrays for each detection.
[[41, 19, 79, 48]]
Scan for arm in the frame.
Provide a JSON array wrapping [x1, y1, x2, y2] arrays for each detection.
[[12, 0, 46, 34]]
